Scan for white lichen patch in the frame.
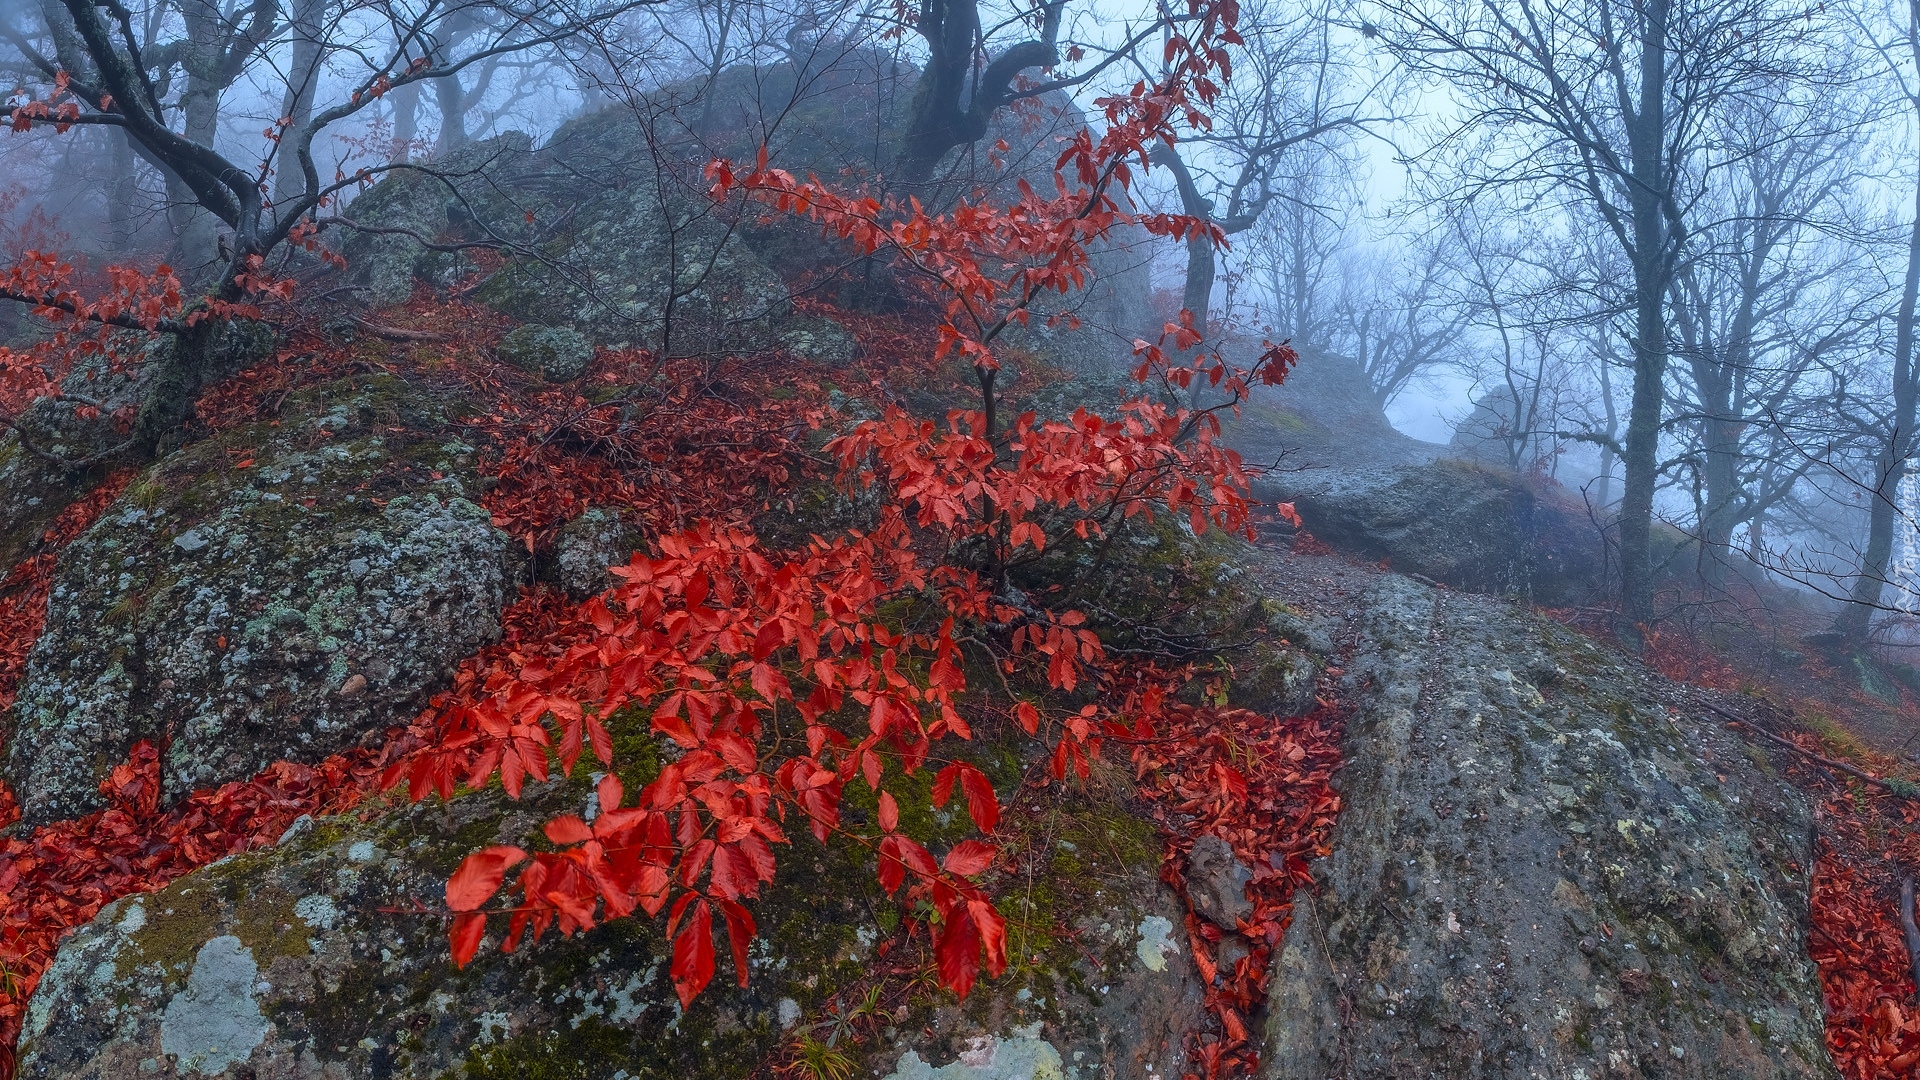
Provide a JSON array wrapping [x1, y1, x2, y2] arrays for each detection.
[[158, 936, 268, 1076], [566, 973, 653, 1028], [1135, 915, 1178, 972], [293, 894, 341, 932], [884, 1025, 1065, 1080]]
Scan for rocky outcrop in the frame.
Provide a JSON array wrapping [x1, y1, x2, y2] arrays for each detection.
[[0, 322, 273, 566], [339, 73, 1153, 373], [20, 756, 1204, 1080], [1267, 458, 1606, 606], [342, 116, 799, 356], [1220, 347, 1607, 606], [497, 324, 594, 383], [1262, 574, 1835, 1079], [4, 376, 517, 825]]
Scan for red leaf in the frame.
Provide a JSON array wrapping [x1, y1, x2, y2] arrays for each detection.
[[936, 904, 984, 999], [970, 898, 1008, 977], [671, 899, 716, 1007], [943, 839, 997, 876], [932, 763, 959, 807], [544, 815, 592, 845], [719, 898, 757, 988], [450, 911, 487, 967], [878, 790, 899, 833], [446, 845, 527, 911], [958, 764, 1000, 833]]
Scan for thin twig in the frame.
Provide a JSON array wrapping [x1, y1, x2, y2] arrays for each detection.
[[1900, 876, 1920, 1002], [349, 316, 452, 343]]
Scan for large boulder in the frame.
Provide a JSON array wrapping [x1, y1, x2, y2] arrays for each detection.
[[471, 176, 791, 352], [1264, 457, 1606, 606], [20, 752, 1204, 1080], [1218, 346, 1607, 605], [1262, 575, 1836, 1079], [340, 133, 541, 304], [4, 375, 517, 825]]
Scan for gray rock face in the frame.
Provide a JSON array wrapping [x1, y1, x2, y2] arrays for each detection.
[[496, 324, 595, 382], [1258, 458, 1606, 607], [1221, 347, 1612, 607], [1186, 835, 1254, 930], [1262, 575, 1836, 1079], [21, 765, 1202, 1080], [4, 377, 517, 825], [341, 133, 540, 305], [472, 177, 790, 352], [554, 507, 639, 598], [0, 323, 277, 570]]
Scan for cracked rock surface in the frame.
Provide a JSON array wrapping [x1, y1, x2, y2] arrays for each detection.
[[1261, 573, 1835, 1079]]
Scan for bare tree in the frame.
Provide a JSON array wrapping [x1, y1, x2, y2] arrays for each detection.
[[1826, 0, 1920, 642], [1369, 0, 1835, 637], [1149, 0, 1373, 343], [1664, 88, 1872, 589], [1322, 232, 1469, 406], [0, 0, 653, 448]]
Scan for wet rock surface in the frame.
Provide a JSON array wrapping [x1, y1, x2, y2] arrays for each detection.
[[1261, 572, 1835, 1079], [4, 376, 517, 825], [1186, 834, 1254, 930], [21, 765, 1203, 1080], [1264, 458, 1606, 606]]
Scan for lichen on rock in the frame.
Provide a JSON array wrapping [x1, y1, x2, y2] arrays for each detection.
[[4, 375, 518, 824], [1261, 575, 1837, 1079], [497, 324, 594, 383], [554, 507, 640, 598]]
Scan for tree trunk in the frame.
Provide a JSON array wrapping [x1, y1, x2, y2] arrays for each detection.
[[433, 72, 470, 157], [167, 0, 228, 270], [1617, 0, 1672, 642], [1183, 231, 1214, 340], [108, 128, 139, 251], [274, 0, 326, 203], [391, 81, 421, 161]]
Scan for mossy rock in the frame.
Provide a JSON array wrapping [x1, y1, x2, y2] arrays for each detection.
[[554, 507, 641, 598], [342, 133, 541, 304], [22, 745, 1203, 1080], [4, 374, 518, 825]]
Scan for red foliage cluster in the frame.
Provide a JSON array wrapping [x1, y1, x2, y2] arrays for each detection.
[[0, 0, 1343, 1064], [1814, 854, 1920, 1077], [1137, 702, 1344, 1079], [412, 361, 1285, 1002], [470, 355, 816, 551], [0, 740, 386, 1060]]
